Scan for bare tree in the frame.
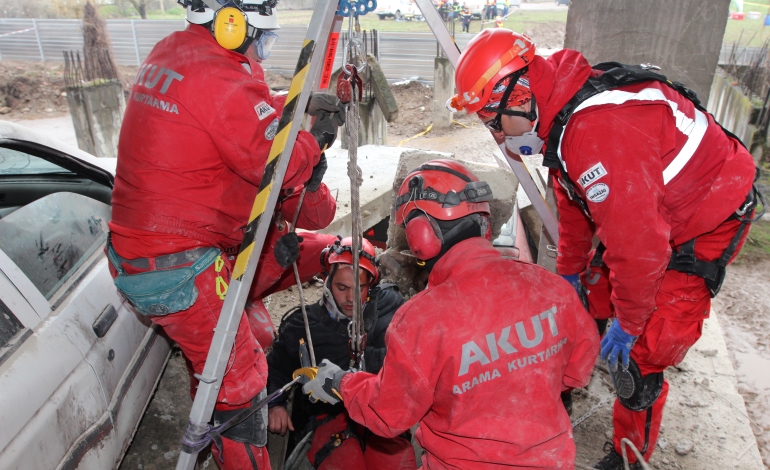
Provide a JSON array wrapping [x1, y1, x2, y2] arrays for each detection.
[[125, 0, 152, 19], [82, 1, 126, 86]]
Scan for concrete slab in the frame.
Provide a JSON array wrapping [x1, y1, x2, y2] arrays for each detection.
[[316, 144, 407, 238]]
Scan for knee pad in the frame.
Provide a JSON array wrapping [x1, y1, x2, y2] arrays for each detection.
[[212, 389, 268, 447], [609, 358, 664, 412]]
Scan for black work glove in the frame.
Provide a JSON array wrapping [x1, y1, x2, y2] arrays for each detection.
[[274, 232, 303, 268], [309, 111, 345, 152], [307, 92, 343, 117], [306, 154, 327, 193]]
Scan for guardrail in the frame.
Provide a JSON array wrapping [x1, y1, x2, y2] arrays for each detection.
[[0, 18, 751, 86]]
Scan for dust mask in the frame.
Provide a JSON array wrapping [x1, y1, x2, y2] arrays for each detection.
[[504, 107, 543, 156], [505, 132, 544, 156]]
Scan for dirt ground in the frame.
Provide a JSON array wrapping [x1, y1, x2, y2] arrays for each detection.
[[2, 59, 769, 468]]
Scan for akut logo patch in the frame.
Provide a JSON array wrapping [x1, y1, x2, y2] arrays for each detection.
[[577, 162, 607, 189]]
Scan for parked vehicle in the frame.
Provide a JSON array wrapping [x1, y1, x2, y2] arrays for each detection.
[[0, 121, 172, 470], [556, 0, 570, 5], [375, 0, 418, 20], [465, 0, 486, 19]]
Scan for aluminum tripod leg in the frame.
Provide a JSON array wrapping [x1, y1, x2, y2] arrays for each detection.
[[175, 1, 340, 467]]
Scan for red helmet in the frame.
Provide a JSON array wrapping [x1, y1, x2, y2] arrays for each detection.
[[395, 160, 492, 261], [394, 159, 492, 225], [320, 237, 380, 285], [447, 29, 536, 115]]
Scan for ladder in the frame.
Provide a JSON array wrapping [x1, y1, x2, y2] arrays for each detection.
[[175, 0, 342, 467]]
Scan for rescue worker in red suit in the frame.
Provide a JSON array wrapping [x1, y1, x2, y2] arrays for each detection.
[[106, 0, 341, 467], [300, 160, 600, 469], [447, 28, 763, 468], [266, 237, 416, 469]]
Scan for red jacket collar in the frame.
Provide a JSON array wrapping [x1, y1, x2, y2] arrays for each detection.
[[428, 238, 501, 287], [185, 24, 263, 79]]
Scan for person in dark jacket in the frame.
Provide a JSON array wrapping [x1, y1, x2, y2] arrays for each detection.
[[266, 237, 416, 470]]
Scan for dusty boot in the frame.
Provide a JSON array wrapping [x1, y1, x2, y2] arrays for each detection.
[[593, 442, 642, 470]]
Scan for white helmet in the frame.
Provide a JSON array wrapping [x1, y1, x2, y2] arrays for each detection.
[[244, 0, 280, 30], [182, 0, 280, 30]]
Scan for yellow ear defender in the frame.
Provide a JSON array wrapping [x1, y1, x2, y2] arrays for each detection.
[[212, 6, 249, 50]]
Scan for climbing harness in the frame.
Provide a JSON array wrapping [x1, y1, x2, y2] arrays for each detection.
[[544, 62, 766, 295], [339, 12, 368, 370]]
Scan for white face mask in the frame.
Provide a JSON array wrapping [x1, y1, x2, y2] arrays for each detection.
[[504, 131, 544, 156], [503, 101, 543, 156]]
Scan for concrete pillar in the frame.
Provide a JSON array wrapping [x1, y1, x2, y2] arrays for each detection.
[[66, 88, 96, 155], [66, 80, 125, 158], [433, 56, 454, 128], [341, 97, 388, 149], [83, 81, 126, 159], [564, 0, 730, 106]]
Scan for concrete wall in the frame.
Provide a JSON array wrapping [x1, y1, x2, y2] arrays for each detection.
[[564, 0, 731, 106], [708, 70, 757, 151]]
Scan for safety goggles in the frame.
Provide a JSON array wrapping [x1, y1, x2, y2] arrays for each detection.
[[255, 30, 279, 60]]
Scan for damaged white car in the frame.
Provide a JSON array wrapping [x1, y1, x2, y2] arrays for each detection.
[[0, 121, 171, 469]]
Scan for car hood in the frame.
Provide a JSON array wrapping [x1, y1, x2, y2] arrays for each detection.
[[0, 120, 115, 188]]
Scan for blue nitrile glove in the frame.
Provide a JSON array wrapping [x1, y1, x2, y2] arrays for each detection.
[[600, 320, 638, 368], [561, 273, 582, 295]]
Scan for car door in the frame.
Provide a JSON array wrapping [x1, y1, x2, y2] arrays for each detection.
[[0, 135, 170, 469], [0, 250, 108, 470]]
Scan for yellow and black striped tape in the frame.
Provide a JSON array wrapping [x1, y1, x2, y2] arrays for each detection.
[[232, 39, 316, 280]]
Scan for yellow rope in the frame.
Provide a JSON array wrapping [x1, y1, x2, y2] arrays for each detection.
[[398, 123, 433, 146]]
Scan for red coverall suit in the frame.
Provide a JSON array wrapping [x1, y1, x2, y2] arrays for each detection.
[[528, 50, 757, 461], [338, 238, 599, 469], [109, 25, 336, 468]]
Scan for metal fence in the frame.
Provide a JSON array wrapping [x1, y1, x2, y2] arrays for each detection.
[[0, 18, 749, 85], [0, 18, 479, 86]]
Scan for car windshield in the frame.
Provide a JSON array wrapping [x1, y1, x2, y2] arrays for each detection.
[[0, 192, 110, 300], [0, 148, 76, 176]]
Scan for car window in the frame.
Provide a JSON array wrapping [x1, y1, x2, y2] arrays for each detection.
[[0, 148, 76, 176], [0, 298, 23, 349], [0, 192, 110, 301]]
